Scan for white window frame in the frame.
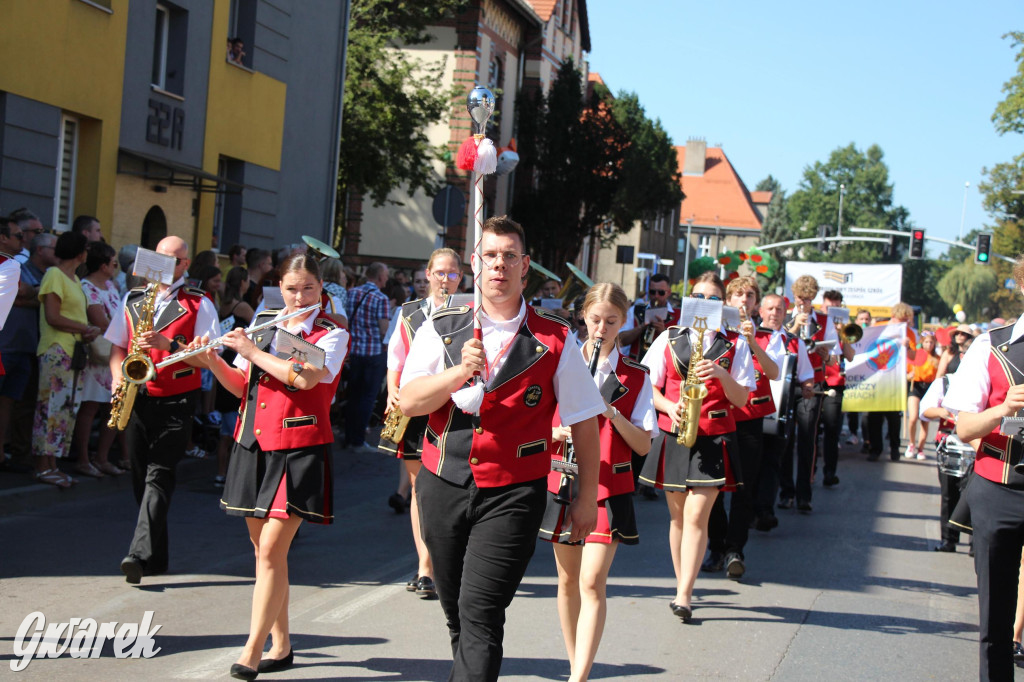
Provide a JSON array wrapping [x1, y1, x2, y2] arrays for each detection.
[[152, 4, 169, 90], [697, 234, 712, 259], [53, 114, 79, 232]]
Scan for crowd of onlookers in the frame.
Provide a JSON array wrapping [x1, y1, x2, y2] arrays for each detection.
[[0, 209, 443, 489]]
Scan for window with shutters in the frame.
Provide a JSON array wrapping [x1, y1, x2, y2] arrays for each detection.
[[54, 115, 79, 232], [697, 234, 712, 259]]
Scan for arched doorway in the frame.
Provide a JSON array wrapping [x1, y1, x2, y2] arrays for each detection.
[[140, 206, 167, 250]]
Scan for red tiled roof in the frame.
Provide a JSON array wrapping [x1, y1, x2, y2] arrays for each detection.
[[524, 0, 590, 51], [676, 146, 763, 231], [750, 190, 773, 205], [526, 0, 557, 20], [588, 71, 604, 85]]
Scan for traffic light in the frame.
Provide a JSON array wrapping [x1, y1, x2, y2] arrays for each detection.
[[975, 233, 992, 264], [910, 229, 925, 259]]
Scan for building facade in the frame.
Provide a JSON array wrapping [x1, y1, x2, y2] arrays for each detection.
[[0, 0, 348, 256]]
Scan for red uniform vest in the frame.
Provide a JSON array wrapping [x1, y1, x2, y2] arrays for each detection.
[[420, 305, 568, 488], [657, 327, 738, 437], [125, 284, 205, 397], [824, 358, 845, 387], [235, 310, 340, 450], [976, 324, 1024, 486], [548, 354, 648, 500], [735, 328, 776, 422]]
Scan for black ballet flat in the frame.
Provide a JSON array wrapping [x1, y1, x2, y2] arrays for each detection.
[[258, 648, 294, 673], [229, 662, 259, 680], [669, 601, 692, 623]]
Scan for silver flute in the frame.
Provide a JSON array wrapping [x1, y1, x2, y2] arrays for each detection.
[[154, 302, 322, 369]]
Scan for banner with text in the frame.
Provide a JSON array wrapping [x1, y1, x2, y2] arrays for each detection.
[[785, 262, 902, 308], [842, 322, 907, 412]]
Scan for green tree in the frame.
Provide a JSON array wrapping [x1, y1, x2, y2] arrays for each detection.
[[937, 260, 999, 320], [511, 60, 630, 268], [993, 32, 1024, 135], [755, 175, 791, 292], [606, 93, 684, 235], [786, 143, 911, 263], [336, 0, 467, 228], [902, 258, 953, 321]]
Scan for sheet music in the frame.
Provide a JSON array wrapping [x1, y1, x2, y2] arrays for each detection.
[[539, 298, 564, 310], [274, 329, 326, 369], [722, 305, 742, 331], [132, 249, 176, 284], [644, 307, 669, 325], [827, 306, 851, 325], [679, 297, 722, 331]]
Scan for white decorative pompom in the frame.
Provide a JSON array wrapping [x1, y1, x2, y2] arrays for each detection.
[[474, 138, 497, 175], [452, 381, 484, 416]]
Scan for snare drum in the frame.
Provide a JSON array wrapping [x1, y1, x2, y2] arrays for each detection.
[[937, 434, 976, 478]]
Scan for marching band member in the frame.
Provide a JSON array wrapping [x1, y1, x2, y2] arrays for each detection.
[[704, 276, 781, 578], [400, 216, 604, 681], [779, 274, 839, 512], [190, 253, 348, 679], [538, 283, 657, 681], [918, 374, 967, 553], [380, 247, 462, 600], [944, 254, 1024, 681], [639, 271, 754, 621], [618, 273, 679, 361], [819, 290, 856, 485], [109, 237, 219, 584], [753, 293, 814, 531]]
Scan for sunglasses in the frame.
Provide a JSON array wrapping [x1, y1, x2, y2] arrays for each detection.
[[649, 289, 668, 297], [691, 293, 722, 301]]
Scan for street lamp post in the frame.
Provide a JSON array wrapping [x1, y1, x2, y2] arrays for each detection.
[[960, 181, 970, 241], [837, 183, 845, 238], [681, 217, 694, 288]]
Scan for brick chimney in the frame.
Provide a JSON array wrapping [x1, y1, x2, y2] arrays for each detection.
[[683, 138, 706, 176]]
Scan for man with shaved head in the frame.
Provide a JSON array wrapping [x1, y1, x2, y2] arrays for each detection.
[[105, 236, 220, 584]]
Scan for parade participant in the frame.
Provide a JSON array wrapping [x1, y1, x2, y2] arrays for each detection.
[[108, 237, 219, 583], [400, 215, 604, 681], [538, 283, 657, 681], [380, 247, 462, 600], [754, 293, 815, 531], [919, 375, 967, 553], [779, 274, 839, 511], [818, 290, 856, 486], [906, 331, 939, 460], [943, 254, 1024, 681], [867, 302, 917, 461], [618, 273, 679, 361], [189, 253, 348, 679], [704, 276, 781, 578], [639, 271, 755, 621], [847, 309, 873, 449]]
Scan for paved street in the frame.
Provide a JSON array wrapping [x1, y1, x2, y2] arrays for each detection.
[[0, 440, 984, 680]]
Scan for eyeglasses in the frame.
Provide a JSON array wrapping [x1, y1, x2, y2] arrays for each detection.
[[11, 232, 23, 241], [691, 293, 722, 301], [649, 289, 668, 297], [480, 251, 524, 268], [175, 257, 185, 265], [431, 271, 460, 282]]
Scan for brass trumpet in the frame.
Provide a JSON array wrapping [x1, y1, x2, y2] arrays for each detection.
[[841, 322, 863, 344]]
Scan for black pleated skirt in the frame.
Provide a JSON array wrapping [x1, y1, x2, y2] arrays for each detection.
[[638, 431, 735, 491], [538, 491, 639, 545], [220, 439, 333, 524]]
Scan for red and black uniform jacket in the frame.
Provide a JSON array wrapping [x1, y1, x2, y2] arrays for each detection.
[[735, 327, 776, 422], [234, 310, 341, 451], [547, 355, 649, 500], [824, 357, 845, 388], [658, 327, 739, 437], [975, 324, 1024, 486], [420, 305, 569, 488], [125, 284, 206, 396]]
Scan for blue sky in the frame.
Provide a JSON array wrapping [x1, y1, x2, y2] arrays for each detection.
[[587, 0, 1023, 255]]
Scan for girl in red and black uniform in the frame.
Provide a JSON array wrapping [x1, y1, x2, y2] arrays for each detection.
[[539, 283, 657, 680], [191, 254, 349, 680], [640, 272, 754, 622]]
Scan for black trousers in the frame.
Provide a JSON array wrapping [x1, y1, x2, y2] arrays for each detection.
[[755, 430, 787, 520], [868, 411, 902, 457], [820, 386, 844, 479], [779, 392, 822, 503], [124, 390, 196, 572], [416, 469, 547, 682], [708, 418, 762, 557], [937, 470, 962, 544], [966, 475, 1024, 682], [847, 411, 861, 436]]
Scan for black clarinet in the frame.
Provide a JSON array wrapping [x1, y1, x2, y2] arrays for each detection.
[[554, 338, 603, 505]]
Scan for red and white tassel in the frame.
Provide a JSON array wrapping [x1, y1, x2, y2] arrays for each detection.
[[456, 137, 478, 171], [473, 138, 496, 175], [452, 382, 485, 415]]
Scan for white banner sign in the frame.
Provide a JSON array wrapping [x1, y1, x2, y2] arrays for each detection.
[[784, 262, 902, 307]]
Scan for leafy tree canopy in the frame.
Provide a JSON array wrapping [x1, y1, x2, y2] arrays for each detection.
[[937, 259, 999, 320], [337, 0, 467, 215], [993, 32, 1024, 136]]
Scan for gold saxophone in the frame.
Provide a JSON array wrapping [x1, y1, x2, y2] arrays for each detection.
[[380, 404, 411, 444], [676, 316, 710, 447], [108, 284, 159, 431]]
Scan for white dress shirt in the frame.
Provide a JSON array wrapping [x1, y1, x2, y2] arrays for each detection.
[[943, 318, 1024, 415], [590, 346, 659, 435], [104, 278, 220, 348], [233, 310, 349, 381], [0, 258, 21, 329], [387, 298, 436, 372], [402, 299, 606, 426], [641, 327, 757, 392], [918, 378, 947, 423]]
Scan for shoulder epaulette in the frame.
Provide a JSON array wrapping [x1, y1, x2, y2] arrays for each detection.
[[254, 309, 281, 324], [533, 307, 571, 328], [990, 322, 1014, 334], [0, 251, 15, 260], [314, 316, 338, 331], [182, 286, 207, 298], [432, 305, 471, 319], [402, 298, 425, 314], [620, 356, 650, 374]]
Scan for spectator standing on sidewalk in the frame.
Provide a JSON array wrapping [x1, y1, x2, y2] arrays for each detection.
[[344, 262, 390, 451]]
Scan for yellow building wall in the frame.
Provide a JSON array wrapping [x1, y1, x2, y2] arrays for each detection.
[[195, 1, 287, 250], [0, 0, 128, 235], [111, 175, 195, 248]]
